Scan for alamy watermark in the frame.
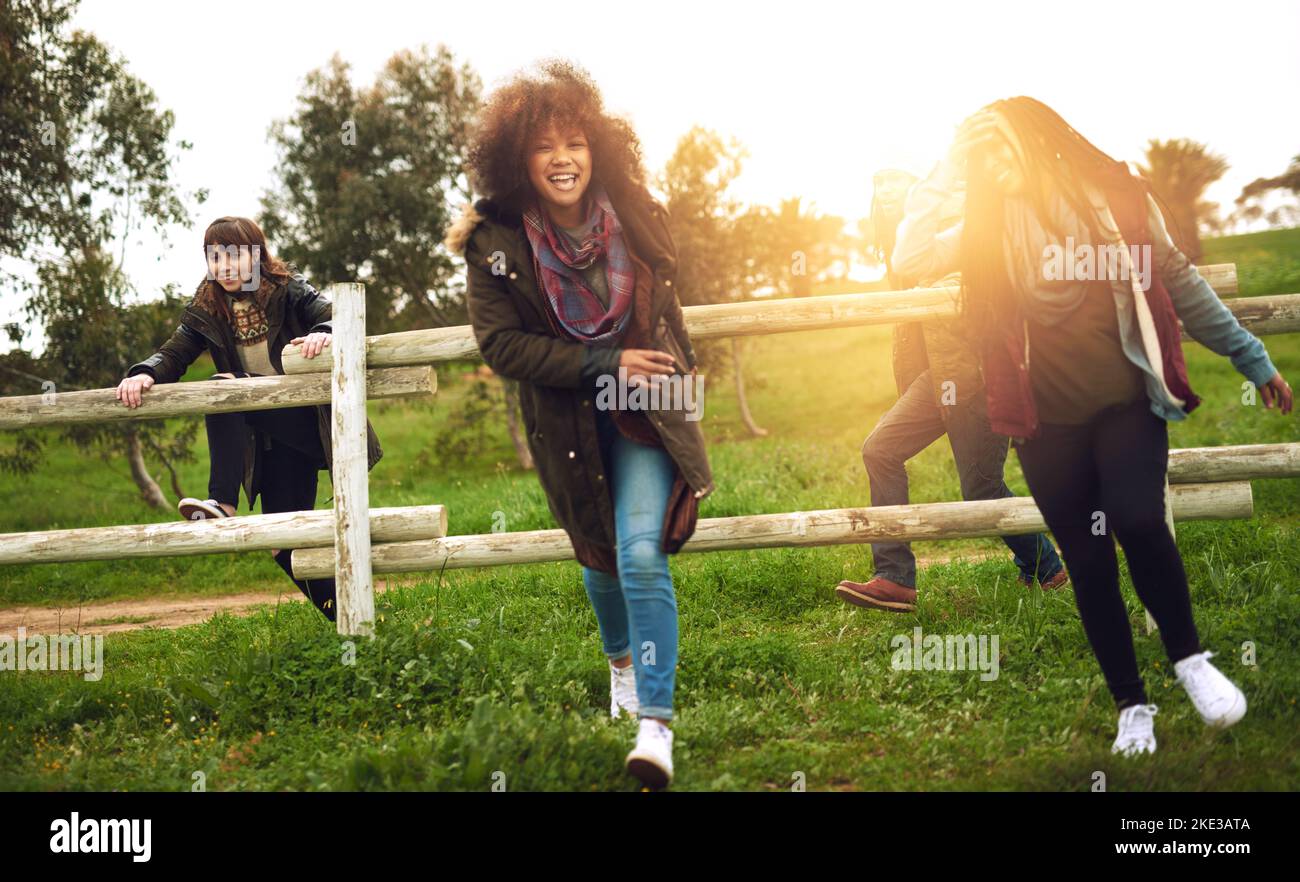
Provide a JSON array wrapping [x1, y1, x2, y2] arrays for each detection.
[[0, 628, 104, 681], [49, 813, 150, 862], [595, 367, 705, 421], [890, 627, 1000, 681], [1041, 239, 1152, 291], [204, 243, 262, 292]]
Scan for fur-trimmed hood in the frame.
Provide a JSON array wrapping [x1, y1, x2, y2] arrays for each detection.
[[443, 201, 489, 255]]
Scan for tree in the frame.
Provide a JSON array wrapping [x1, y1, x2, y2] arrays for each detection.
[[0, 0, 201, 507], [1234, 153, 1300, 230], [1239, 152, 1300, 201], [744, 197, 849, 298], [659, 128, 772, 435], [1139, 138, 1228, 262], [261, 47, 482, 333], [659, 127, 748, 316]]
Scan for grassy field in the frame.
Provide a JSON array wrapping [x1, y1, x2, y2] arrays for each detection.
[[0, 229, 1296, 791]]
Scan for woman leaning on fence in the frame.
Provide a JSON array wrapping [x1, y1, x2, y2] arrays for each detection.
[[446, 60, 713, 789], [115, 216, 383, 622]]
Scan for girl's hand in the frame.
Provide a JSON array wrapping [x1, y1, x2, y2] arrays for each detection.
[[115, 374, 155, 409], [620, 348, 676, 388], [1260, 372, 1293, 415], [291, 332, 332, 359]]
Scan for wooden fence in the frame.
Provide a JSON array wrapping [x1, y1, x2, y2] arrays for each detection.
[[2, 263, 1296, 636]]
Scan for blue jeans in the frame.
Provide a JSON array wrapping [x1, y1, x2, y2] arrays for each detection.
[[861, 370, 1064, 588], [581, 410, 678, 720]]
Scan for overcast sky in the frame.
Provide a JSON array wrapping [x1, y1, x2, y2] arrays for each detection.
[[4, 0, 1298, 352]]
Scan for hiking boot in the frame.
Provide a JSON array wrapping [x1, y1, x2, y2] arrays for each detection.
[[834, 577, 917, 612], [1019, 569, 1070, 590]]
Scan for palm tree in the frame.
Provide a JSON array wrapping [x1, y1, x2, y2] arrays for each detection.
[[1138, 139, 1228, 262], [1234, 153, 1300, 230]]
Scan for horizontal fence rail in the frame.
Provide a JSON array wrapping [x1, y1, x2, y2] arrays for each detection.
[[1189, 263, 1236, 295], [278, 267, 1300, 374], [291, 481, 1252, 579], [0, 365, 436, 431], [0, 505, 448, 566], [0, 442, 1288, 573], [1206, 293, 1300, 339], [1165, 442, 1300, 482]]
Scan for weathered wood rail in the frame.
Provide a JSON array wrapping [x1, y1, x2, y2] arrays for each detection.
[[0, 366, 434, 430], [291, 481, 1253, 579], [276, 266, 1300, 373], [0, 505, 447, 565]]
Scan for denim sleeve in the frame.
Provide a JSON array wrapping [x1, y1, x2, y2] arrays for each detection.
[[1146, 195, 1277, 387], [892, 159, 964, 285]]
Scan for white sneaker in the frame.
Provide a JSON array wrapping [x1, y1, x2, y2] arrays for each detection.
[[609, 660, 639, 719], [1112, 704, 1158, 756], [625, 718, 674, 788], [1175, 651, 1247, 728]]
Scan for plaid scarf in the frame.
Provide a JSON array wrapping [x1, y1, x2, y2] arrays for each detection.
[[522, 186, 635, 344]]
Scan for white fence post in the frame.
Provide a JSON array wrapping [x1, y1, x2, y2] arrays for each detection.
[[330, 282, 375, 637]]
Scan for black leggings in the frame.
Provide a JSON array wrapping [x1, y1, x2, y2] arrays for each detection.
[[1014, 398, 1201, 709], [205, 400, 337, 622]]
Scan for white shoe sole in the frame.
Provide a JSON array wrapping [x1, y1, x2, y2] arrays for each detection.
[[625, 752, 672, 789], [178, 498, 227, 520], [1112, 740, 1157, 757], [1202, 688, 1247, 729]]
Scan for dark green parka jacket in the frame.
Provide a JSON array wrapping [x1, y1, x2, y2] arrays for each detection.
[[448, 188, 714, 572], [124, 275, 383, 509]]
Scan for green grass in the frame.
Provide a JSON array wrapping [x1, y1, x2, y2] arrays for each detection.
[[0, 232, 1297, 791], [1202, 227, 1300, 298]]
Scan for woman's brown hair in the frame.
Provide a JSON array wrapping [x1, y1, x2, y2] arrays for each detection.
[[466, 59, 648, 214], [195, 216, 294, 325], [960, 96, 1141, 334]]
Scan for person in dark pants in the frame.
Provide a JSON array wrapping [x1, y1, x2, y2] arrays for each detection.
[[1014, 398, 1202, 712], [203, 397, 337, 620], [894, 97, 1293, 755], [117, 216, 383, 622], [855, 367, 1066, 604], [836, 167, 1066, 615]]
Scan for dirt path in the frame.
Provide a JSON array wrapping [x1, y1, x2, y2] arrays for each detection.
[[0, 579, 404, 636], [0, 549, 1005, 636]]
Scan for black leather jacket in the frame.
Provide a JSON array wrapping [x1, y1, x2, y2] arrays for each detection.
[[126, 275, 333, 383], [125, 275, 382, 508]]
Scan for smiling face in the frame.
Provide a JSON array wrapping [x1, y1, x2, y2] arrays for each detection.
[[980, 122, 1028, 197], [205, 244, 258, 293], [872, 169, 917, 214], [526, 122, 592, 223]]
